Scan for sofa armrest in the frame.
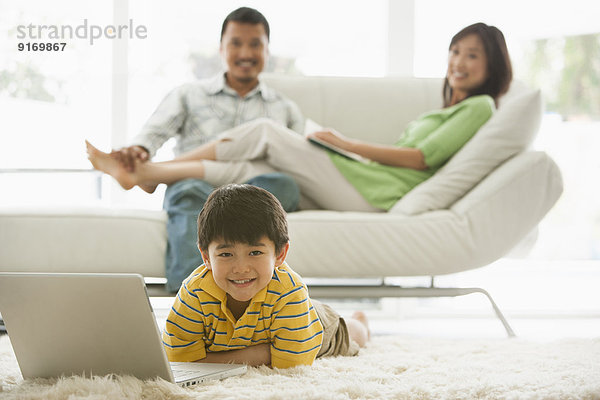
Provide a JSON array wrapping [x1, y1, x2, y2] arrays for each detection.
[[450, 151, 563, 265], [0, 207, 167, 277]]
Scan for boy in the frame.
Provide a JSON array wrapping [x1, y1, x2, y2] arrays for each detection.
[[162, 184, 369, 368]]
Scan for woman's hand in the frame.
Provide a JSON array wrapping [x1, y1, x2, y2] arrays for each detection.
[[309, 129, 427, 170], [308, 129, 355, 151]]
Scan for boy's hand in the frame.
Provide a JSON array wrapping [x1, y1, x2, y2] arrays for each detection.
[[201, 343, 271, 367]]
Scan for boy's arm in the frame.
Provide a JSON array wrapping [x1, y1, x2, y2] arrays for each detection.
[[201, 343, 271, 367], [163, 271, 211, 362], [269, 288, 324, 369]]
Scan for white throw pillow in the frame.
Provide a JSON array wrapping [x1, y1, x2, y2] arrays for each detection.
[[390, 88, 543, 215]]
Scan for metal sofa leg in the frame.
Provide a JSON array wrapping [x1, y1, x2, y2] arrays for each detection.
[[307, 283, 516, 338], [466, 287, 516, 337], [145, 277, 517, 337], [426, 286, 515, 337]]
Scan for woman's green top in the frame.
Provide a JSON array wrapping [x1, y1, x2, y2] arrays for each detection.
[[329, 95, 495, 210]]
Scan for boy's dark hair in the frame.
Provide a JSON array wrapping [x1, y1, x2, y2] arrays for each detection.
[[220, 7, 270, 41], [197, 184, 288, 253]]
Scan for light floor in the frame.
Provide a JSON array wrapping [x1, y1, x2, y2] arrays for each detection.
[[151, 258, 600, 341]]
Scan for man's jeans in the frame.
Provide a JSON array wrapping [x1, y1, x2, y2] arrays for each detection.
[[163, 173, 300, 292]]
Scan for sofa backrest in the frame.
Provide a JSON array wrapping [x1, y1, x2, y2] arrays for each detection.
[[262, 74, 443, 145]]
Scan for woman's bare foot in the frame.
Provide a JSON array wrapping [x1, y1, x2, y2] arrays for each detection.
[[346, 310, 371, 347], [139, 182, 158, 194], [85, 140, 136, 190]]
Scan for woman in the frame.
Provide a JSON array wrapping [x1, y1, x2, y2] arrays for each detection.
[[87, 23, 512, 212]]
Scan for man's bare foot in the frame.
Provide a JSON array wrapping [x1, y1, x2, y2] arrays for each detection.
[[352, 311, 371, 341], [85, 140, 136, 190]]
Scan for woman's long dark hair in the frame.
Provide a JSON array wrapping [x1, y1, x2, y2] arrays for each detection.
[[443, 23, 513, 107]]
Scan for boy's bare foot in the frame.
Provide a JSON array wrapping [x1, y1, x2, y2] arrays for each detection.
[[352, 310, 371, 341], [85, 140, 136, 190], [346, 310, 370, 348]]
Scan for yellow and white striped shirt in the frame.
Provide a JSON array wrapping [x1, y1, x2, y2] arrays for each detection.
[[162, 263, 323, 368]]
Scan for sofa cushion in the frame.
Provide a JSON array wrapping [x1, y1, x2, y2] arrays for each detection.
[[390, 87, 543, 215], [284, 151, 561, 278]]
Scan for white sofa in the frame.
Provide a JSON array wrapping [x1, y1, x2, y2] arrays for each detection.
[[0, 76, 562, 335]]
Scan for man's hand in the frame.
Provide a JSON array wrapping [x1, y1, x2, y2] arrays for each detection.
[[110, 145, 149, 172], [308, 129, 355, 151]]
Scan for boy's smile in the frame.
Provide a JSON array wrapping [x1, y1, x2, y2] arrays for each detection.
[[201, 236, 289, 304]]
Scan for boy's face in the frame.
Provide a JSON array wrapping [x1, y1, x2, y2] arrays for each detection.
[[200, 235, 289, 303]]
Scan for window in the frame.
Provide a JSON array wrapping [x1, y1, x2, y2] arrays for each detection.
[[0, 0, 112, 205], [414, 0, 600, 259]]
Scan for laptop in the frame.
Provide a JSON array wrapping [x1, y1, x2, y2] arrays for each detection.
[[0, 273, 247, 387]]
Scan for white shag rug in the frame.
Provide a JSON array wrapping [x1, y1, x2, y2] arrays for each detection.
[[1, 334, 599, 400]]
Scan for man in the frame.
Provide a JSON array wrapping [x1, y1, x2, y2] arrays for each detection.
[[111, 7, 304, 292]]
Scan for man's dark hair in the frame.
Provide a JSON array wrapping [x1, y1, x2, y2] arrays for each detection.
[[220, 7, 270, 41], [197, 184, 288, 253]]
